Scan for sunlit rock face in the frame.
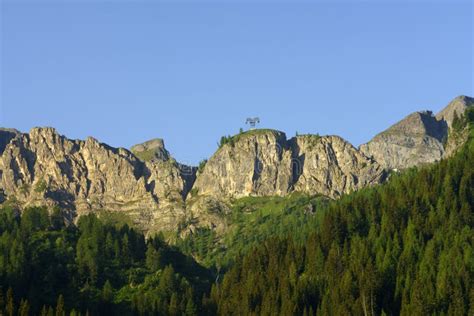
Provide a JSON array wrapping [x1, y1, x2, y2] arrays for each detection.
[[0, 127, 193, 233], [291, 135, 386, 198], [360, 95, 473, 170], [191, 130, 385, 200]]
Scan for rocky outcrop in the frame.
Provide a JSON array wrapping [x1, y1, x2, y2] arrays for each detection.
[[190, 130, 386, 200], [291, 135, 386, 198], [0, 128, 192, 233], [436, 95, 474, 128], [359, 112, 446, 170], [360, 96, 473, 170], [131, 138, 170, 162], [190, 130, 293, 199]]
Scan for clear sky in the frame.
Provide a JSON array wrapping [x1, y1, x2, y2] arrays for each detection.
[[1, 1, 472, 165]]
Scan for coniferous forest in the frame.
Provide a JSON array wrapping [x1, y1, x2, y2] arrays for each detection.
[[1, 117, 473, 315]]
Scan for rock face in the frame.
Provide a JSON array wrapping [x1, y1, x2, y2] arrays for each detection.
[[0, 95, 471, 234], [291, 135, 386, 198], [0, 128, 193, 233], [190, 130, 386, 200], [190, 130, 294, 198], [360, 96, 473, 170], [185, 131, 386, 234]]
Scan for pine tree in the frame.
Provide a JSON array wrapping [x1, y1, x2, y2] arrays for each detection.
[[0, 289, 4, 312], [40, 305, 48, 316], [169, 293, 178, 316], [121, 234, 130, 266], [105, 232, 114, 258], [102, 280, 113, 302], [6, 287, 14, 316], [55, 294, 65, 316], [185, 298, 197, 316], [18, 299, 29, 316], [146, 243, 161, 271]]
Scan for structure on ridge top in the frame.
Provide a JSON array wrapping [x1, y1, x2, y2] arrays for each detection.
[[246, 117, 260, 130]]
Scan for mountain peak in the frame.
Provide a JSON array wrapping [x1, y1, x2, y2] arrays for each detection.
[[131, 138, 170, 162], [379, 111, 446, 141], [360, 95, 473, 170], [436, 95, 474, 128]]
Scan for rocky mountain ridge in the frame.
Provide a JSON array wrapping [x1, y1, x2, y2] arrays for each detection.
[[191, 131, 385, 200], [360, 95, 473, 170], [0, 127, 191, 232], [0, 95, 472, 234]]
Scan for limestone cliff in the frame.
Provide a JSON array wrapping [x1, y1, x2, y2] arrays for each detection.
[[190, 130, 386, 200], [291, 135, 386, 198], [0, 128, 192, 232], [360, 95, 473, 170], [190, 130, 293, 199]]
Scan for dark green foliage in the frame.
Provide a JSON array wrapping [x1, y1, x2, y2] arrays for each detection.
[[0, 208, 211, 315], [189, 187, 199, 197], [176, 193, 327, 268], [34, 179, 48, 193], [452, 107, 474, 134], [55, 294, 65, 316], [197, 159, 207, 173], [218, 135, 234, 148]]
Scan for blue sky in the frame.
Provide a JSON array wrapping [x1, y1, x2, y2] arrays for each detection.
[[1, 1, 472, 165]]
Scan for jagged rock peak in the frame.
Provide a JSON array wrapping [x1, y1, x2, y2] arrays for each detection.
[[378, 111, 446, 141], [360, 95, 473, 170], [290, 134, 386, 198], [30, 126, 59, 136], [190, 129, 385, 200], [131, 138, 170, 162], [0, 128, 20, 155], [0, 127, 191, 233], [436, 95, 474, 128]]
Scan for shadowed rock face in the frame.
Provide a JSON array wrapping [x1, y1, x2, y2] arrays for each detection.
[[359, 112, 446, 170], [360, 96, 473, 170], [0, 128, 20, 155]]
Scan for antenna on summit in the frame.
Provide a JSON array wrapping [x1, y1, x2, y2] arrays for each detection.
[[246, 117, 260, 130]]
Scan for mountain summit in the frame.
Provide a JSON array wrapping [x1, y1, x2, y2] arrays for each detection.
[[360, 95, 473, 170]]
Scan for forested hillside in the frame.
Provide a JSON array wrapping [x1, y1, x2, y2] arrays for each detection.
[[208, 117, 474, 315], [0, 208, 211, 315], [0, 109, 473, 315]]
